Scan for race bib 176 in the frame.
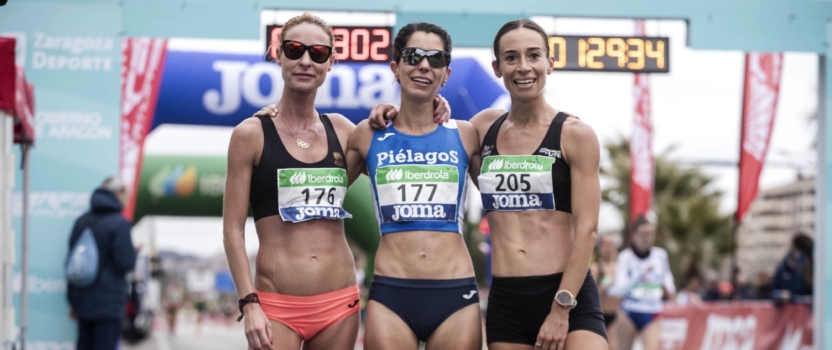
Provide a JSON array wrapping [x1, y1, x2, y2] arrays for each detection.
[[375, 164, 459, 223], [277, 168, 352, 223]]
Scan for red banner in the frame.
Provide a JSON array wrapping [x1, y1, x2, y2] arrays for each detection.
[[120, 38, 167, 221], [737, 53, 783, 222], [13, 66, 35, 144], [0, 37, 14, 114], [629, 20, 653, 222], [660, 303, 812, 350]]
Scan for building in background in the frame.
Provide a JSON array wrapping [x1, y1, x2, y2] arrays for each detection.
[[737, 176, 815, 283]]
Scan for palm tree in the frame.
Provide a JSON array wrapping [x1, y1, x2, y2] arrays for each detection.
[[601, 137, 734, 283]]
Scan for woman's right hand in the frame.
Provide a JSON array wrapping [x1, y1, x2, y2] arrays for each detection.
[[254, 104, 279, 118], [243, 303, 274, 350]]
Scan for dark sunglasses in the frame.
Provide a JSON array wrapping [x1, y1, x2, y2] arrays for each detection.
[[281, 40, 333, 64], [399, 47, 451, 68]]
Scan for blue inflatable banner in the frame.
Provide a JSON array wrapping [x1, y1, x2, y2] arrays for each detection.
[[153, 39, 508, 129]]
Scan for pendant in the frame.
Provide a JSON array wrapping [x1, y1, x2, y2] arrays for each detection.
[[296, 139, 310, 148]]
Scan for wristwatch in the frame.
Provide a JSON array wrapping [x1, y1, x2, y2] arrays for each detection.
[[554, 290, 577, 309]]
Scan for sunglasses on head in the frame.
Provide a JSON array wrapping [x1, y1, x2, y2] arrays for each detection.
[[281, 40, 333, 64], [399, 47, 451, 68]]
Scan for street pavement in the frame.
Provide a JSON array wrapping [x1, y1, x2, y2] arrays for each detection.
[[123, 316, 249, 350], [122, 314, 602, 350], [122, 314, 368, 350]]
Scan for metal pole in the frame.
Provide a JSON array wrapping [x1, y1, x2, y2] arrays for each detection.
[[18, 143, 28, 350], [814, 53, 826, 350], [733, 54, 750, 293]]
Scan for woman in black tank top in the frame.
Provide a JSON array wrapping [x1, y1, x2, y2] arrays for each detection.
[[469, 20, 608, 350], [222, 13, 365, 350]]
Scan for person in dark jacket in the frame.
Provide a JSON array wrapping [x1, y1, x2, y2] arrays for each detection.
[[772, 233, 813, 304], [67, 177, 138, 350]]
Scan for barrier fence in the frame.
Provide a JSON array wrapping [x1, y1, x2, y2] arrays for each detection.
[[659, 302, 812, 350]]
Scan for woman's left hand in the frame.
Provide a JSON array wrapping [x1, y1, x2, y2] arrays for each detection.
[[535, 307, 570, 350]]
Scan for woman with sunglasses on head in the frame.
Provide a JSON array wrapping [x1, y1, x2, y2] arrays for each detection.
[[471, 19, 607, 350], [345, 22, 483, 350], [223, 13, 361, 350]]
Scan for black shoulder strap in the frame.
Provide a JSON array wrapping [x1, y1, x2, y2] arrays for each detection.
[[318, 114, 344, 154], [482, 112, 509, 148], [257, 115, 280, 142], [545, 112, 569, 151]]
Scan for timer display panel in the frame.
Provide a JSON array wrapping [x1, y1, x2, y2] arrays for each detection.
[[547, 35, 669, 73]]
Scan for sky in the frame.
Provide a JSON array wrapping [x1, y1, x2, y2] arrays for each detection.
[[141, 18, 819, 257]]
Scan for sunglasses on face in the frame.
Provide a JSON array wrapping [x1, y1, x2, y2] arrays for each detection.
[[281, 40, 333, 64], [399, 47, 451, 68]]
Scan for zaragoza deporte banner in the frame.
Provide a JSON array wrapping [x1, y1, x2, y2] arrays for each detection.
[[1, 2, 122, 349]]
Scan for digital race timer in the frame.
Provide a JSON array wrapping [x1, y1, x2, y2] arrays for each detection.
[[547, 35, 669, 73]]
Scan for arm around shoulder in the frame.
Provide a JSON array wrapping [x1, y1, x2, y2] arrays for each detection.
[[346, 120, 373, 185], [456, 120, 482, 187]]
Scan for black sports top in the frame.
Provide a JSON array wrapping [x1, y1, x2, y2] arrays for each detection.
[[249, 114, 348, 221], [480, 112, 572, 213]]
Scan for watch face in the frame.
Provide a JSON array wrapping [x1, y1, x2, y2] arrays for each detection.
[[556, 292, 571, 305]]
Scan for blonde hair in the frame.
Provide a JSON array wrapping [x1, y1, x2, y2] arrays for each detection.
[[279, 12, 334, 46]]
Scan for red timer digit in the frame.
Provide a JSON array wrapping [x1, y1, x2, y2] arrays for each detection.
[[370, 29, 390, 61]]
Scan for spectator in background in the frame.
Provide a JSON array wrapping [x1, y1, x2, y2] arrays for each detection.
[[717, 281, 734, 300], [608, 216, 675, 350], [676, 266, 703, 307], [702, 280, 720, 302], [734, 272, 756, 300], [163, 280, 186, 335], [67, 177, 138, 350], [221, 294, 237, 326], [756, 271, 773, 300], [591, 234, 621, 350], [772, 233, 813, 304], [194, 292, 208, 336]]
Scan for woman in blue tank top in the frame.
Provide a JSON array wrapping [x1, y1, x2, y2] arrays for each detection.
[[345, 22, 483, 349]]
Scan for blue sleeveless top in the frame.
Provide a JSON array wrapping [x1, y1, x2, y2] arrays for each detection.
[[367, 120, 469, 235]]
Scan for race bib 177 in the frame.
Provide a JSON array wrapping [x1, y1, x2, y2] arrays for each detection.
[[375, 164, 459, 223]]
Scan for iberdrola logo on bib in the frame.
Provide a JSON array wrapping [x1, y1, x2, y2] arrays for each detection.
[[385, 168, 404, 182], [483, 156, 553, 173], [278, 168, 348, 188], [488, 158, 504, 171], [377, 165, 458, 185], [289, 172, 308, 185]]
